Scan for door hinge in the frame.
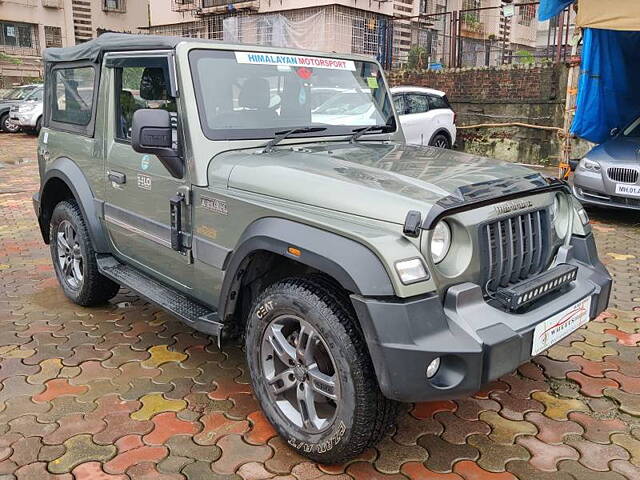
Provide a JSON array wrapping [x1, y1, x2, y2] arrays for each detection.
[[169, 193, 184, 252], [170, 188, 193, 264]]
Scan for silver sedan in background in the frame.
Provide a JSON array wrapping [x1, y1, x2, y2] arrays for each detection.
[[573, 118, 640, 211]]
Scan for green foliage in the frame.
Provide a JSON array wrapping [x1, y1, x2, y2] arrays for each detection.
[[0, 52, 22, 66], [515, 50, 535, 65], [407, 45, 428, 71]]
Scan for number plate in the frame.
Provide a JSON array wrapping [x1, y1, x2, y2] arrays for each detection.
[[615, 183, 640, 197], [531, 296, 592, 356]]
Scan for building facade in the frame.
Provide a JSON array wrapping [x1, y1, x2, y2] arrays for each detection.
[[0, 0, 149, 86], [149, 0, 400, 67], [415, 0, 540, 68]]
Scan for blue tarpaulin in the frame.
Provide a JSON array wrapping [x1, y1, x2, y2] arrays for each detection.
[[539, 0, 640, 143], [539, 0, 574, 21], [571, 29, 640, 143]]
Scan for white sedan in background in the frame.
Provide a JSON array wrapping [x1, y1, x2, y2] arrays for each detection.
[[391, 86, 457, 149]]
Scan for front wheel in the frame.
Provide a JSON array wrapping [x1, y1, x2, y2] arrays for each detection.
[[0, 113, 19, 133], [245, 277, 397, 464], [50, 200, 120, 306]]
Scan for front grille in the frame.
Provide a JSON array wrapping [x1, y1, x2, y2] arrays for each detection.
[[608, 167, 639, 184], [480, 209, 551, 293]]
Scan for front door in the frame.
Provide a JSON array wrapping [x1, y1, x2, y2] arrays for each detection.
[[103, 54, 193, 291]]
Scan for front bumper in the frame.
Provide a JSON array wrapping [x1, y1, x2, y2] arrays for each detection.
[[573, 184, 640, 211], [10, 111, 38, 128], [351, 233, 612, 402]]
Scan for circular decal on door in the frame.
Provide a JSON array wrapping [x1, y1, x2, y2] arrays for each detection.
[[141, 155, 151, 171]]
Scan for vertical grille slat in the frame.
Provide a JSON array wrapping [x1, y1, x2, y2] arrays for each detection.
[[532, 210, 544, 274], [608, 167, 639, 184], [485, 225, 495, 291], [481, 208, 550, 295], [511, 215, 525, 283], [495, 220, 505, 289], [521, 212, 534, 279], [503, 217, 515, 287]]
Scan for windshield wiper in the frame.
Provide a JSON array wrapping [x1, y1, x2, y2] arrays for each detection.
[[350, 125, 393, 143], [262, 127, 328, 153]]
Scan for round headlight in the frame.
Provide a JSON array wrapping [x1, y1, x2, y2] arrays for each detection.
[[431, 221, 451, 264]]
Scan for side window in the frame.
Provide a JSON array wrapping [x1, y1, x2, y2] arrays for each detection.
[[27, 89, 43, 102], [428, 95, 449, 110], [114, 58, 175, 141], [393, 95, 405, 115], [52, 67, 95, 125], [405, 94, 429, 115]]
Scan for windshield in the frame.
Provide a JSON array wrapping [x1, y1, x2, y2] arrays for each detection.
[[189, 49, 395, 140], [4, 86, 38, 101]]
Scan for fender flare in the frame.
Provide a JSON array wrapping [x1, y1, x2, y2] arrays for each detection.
[[40, 157, 110, 252], [219, 217, 394, 318], [428, 128, 452, 146]]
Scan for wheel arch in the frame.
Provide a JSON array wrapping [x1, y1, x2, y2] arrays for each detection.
[[219, 217, 394, 323], [428, 128, 452, 147], [39, 157, 109, 252]]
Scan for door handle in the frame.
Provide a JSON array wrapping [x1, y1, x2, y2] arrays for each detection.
[[108, 171, 126, 185]]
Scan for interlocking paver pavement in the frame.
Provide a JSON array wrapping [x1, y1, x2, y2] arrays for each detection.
[[1, 133, 640, 479]]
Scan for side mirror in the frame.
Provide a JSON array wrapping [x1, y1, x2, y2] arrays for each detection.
[[610, 127, 620, 137], [131, 109, 183, 178]]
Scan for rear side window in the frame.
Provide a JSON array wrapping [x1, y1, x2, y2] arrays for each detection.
[[51, 67, 95, 126], [428, 95, 449, 110], [405, 94, 429, 114]]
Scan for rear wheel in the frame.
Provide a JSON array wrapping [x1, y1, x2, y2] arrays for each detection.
[[430, 133, 451, 149], [0, 113, 19, 133], [245, 277, 398, 464], [50, 200, 120, 306]]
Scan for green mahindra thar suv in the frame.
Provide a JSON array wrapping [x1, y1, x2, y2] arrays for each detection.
[[34, 34, 612, 463]]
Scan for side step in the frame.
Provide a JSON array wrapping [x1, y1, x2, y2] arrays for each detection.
[[97, 255, 225, 344]]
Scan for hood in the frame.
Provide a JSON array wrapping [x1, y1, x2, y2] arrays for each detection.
[[587, 135, 640, 164], [218, 143, 536, 225]]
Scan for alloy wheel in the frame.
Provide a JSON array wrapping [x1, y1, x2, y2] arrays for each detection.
[[433, 137, 449, 148], [56, 220, 84, 290], [3, 117, 19, 133], [261, 315, 340, 433]]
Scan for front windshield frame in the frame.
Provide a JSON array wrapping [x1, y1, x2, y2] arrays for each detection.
[[188, 48, 397, 142], [623, 116, 640, 137]]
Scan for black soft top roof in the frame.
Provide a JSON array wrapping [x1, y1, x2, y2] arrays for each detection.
[[43, 33, 186, 63]]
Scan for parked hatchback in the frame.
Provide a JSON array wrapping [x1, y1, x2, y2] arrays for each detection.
[[573, 118, 640, 210], [391, 86, 456, 148]]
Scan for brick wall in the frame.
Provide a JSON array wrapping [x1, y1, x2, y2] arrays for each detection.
[[387, 63, 577, 165], [387, 63, 565, 105]]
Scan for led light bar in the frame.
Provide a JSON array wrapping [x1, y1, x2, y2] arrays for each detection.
[[495, 264, 579, 311]]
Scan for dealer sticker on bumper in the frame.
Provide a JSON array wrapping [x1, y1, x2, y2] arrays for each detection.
[[615, 183, 640, 197], [531, 296, 592, 356]]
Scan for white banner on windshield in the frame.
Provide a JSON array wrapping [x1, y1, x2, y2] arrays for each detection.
[[235, 52, 356, 71]]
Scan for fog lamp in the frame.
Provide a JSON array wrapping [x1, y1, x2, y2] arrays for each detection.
[[426, 357, 441, 379]]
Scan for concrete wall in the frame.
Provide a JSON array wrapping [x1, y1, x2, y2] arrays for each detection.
[[387, 63, 586, 166], [93, 0, 150, 33]]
